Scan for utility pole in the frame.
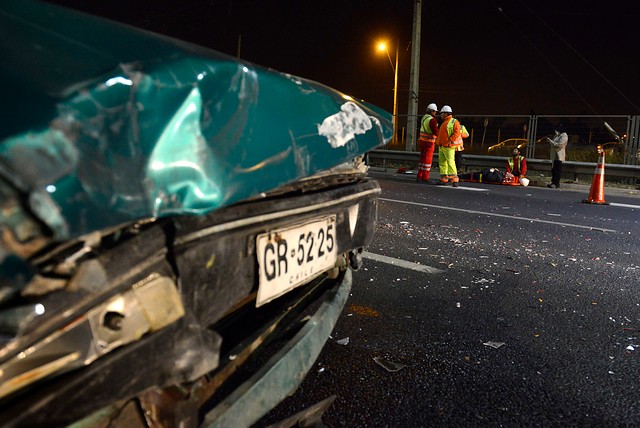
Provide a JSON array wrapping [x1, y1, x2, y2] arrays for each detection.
[[393, 38, 399, 146], [406, 0, 422, 152]]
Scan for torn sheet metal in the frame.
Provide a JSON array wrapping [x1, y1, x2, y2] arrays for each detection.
[[0, 0, 392, 244]]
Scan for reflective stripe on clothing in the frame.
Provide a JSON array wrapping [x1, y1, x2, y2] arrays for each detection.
[[419, 115, 438, 145], [417, 161, 432, 174], [507, 156, 524, 174], [436, 116, 462, 148], [417, 140, 435, 180], [419, 133, 436, 142], [438, 146, 458, 179], [420, 114, 438, 134]]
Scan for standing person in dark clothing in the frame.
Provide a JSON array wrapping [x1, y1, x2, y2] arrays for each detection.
[[454, 123, 469, 172], [545, 125, 568, 188]]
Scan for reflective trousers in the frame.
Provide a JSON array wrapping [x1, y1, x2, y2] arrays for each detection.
[[417, 140, 435, 181], [438, 146, 459, 182]]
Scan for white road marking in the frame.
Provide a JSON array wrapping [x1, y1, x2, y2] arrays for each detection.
[[610, 202, 640, 209], [437, 186, 488, 192], [379, 198, 617, 233], [363, 252, 444, 274]]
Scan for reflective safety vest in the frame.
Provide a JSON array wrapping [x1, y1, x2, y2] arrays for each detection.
[[508, 155, 524, 173], [456, 123, 468, 152], [419, 115, 437, 143], [460, 124, 469, 139], [436, 116, 463, 148]]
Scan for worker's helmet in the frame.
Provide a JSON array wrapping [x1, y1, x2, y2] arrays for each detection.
[[426, 103, 438, 112], [440, 105, 453, 113]]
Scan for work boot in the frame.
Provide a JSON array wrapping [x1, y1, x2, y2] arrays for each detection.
[[452, 182, 459, 187]]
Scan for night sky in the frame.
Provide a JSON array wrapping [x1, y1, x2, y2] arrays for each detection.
[[44, 0, 640, 117]]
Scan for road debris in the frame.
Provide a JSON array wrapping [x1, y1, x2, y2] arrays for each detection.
[[347, 304, 380, 317], [373, 357, 406, 372], [472, 277, 495, 284], [269, 395, 336, 427], [336, 337, 349, 346], [483, 341, 505, 349]]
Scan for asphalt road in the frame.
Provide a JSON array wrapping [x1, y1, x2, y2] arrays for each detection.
[[259, 172, 640, 427]]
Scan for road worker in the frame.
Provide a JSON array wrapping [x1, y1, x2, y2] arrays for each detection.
[[503, 147, 529, 185], [435, 105, 463, 186], [505, 147, 527, 177], [454, 122, 469, 172], [417, 103, 439, 183]]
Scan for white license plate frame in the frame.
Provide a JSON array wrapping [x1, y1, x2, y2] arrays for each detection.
[[256, 215, 338, 307]]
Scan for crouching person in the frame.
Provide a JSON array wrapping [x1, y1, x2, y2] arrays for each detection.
[[504, 148, 529, 186]]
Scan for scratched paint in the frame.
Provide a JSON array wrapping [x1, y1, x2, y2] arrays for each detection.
[[318, 102, 383, 149]]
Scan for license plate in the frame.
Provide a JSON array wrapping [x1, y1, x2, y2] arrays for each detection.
[[256, 215, 338, 307]]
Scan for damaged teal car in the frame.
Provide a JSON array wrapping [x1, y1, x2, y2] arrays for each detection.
[[0, 1, 392, 426]]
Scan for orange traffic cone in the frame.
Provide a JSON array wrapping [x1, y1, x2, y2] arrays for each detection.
[[582, 147, 609, 205]]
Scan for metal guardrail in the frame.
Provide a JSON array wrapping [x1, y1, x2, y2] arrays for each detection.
[[367, 149, 640, 181]]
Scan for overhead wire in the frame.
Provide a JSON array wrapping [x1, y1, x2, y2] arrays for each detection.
[[515, 0, 640, 114], [493, 2, 599, 115]]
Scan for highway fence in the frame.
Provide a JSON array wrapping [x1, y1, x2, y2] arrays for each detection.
[[389, 114, 640, 166]]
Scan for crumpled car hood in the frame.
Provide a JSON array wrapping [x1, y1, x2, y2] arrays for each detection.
[[0, 0, 392, 244], [0, 2, 392, 411]]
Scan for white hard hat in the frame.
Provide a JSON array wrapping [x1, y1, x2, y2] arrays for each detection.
[[440, 105, 452, 113], [519, 177, 530, 187], [427, 103, 438, 112]]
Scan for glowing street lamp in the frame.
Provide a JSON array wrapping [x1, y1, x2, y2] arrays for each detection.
[[377, 39, 399, 145]]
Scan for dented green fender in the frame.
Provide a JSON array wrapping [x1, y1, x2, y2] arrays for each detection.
[[0, 0, 392, 241]]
